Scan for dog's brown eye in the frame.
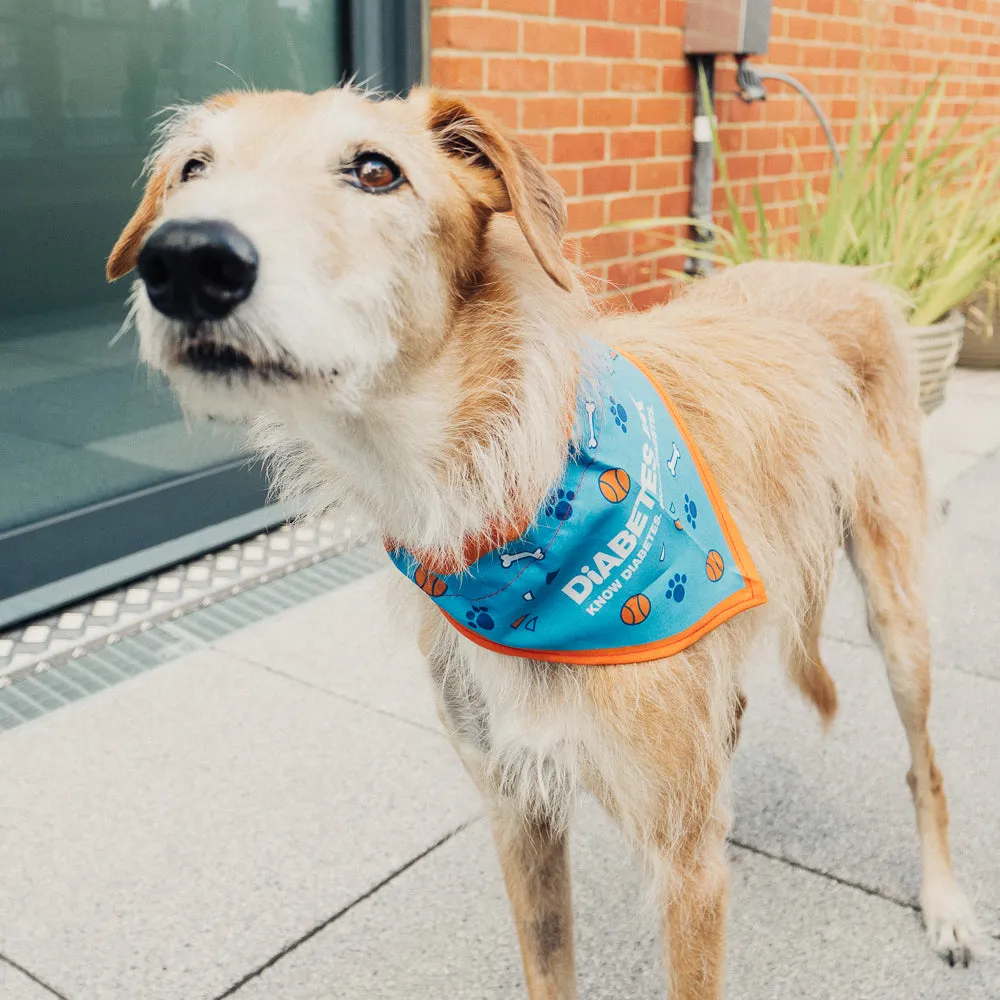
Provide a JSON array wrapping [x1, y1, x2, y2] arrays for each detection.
[[181, 158, 209, 183], [346, 153, 404, 193]]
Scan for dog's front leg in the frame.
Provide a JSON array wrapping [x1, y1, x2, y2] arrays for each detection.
[[491, 806, 578, 1000]]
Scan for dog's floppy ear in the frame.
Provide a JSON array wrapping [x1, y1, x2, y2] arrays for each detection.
[[106, 163, 168, 281], [105, 94, 241, 281], [421, 90, 573, 292]]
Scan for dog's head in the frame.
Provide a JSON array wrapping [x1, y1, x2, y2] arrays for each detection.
[[108, 87, 572, 419]]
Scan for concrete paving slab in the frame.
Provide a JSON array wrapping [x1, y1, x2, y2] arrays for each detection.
[[926, 529, 1000, 681], [922, 392, 1000, 460], [216, 570, 443, 733], [0, 960, 60, 1000], [943, 449, 1000, 544], [949, 368, 1000, 401], [820, 466, 1000, 682], [0, 648, 480, 1000], [230, 798, 997, 1000], [731, 637, 1000, 938]]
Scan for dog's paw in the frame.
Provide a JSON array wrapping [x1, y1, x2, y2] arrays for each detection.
[[922, 882, 983, 968]]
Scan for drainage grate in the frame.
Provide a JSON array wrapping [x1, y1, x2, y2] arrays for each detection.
[[0, 512, 374, 683], [0, 544, 384, 734]]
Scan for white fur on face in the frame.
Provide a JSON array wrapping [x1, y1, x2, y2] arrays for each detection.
[[132, 90, 455, 421]]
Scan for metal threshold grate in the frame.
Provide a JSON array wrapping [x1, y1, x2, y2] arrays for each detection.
[[0, 517, 384, 734]]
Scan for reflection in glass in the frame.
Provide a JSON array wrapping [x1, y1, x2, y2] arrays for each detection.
[[0, 1, 340, 533]]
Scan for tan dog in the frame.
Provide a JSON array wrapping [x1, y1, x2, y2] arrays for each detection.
[[106, 87, 980, 998]]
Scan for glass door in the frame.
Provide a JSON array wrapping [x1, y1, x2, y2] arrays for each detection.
[[0, 0, 348, 625]]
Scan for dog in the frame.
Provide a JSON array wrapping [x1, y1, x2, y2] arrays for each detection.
[[106, 86, 980, 998]]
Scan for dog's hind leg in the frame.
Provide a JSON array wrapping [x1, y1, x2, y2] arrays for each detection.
[[847, 458, 980, 966]]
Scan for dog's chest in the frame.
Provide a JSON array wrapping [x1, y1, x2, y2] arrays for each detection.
[[426, 626, 592, 822]]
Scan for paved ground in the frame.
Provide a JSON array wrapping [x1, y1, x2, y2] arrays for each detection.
[[1, 369, 999, 1000]]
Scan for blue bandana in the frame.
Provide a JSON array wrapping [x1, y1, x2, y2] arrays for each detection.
[[388, 340, 766, 665]]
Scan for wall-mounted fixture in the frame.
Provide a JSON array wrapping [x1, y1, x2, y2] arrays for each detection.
[[684, 0, 773, 56], [682, 0, 774, 275]]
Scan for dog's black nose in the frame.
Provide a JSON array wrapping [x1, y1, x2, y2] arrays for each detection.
[[137, 220, 258, 321]]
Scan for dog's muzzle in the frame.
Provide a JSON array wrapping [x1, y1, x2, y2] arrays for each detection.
[[138, 219, 258, 323]]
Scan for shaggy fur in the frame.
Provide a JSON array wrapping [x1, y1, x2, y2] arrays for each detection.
[[107, 86, 980, 998]]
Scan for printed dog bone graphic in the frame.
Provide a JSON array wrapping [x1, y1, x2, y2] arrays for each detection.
[[666, 442, 681, 477], [500, 546, 544, 569], [584, 400, 598, 449]]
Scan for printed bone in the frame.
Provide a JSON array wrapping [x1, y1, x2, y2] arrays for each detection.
[[666, 442, 681, 477], [500, 546, 544, 568], [584, 400, 598, 449]]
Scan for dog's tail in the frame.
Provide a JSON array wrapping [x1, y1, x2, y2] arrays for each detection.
[[784, 622, 839, 729]]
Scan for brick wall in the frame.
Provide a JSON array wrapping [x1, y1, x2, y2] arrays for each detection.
[[429, 0, 1000, 308]]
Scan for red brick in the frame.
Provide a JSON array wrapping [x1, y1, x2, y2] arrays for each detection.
[[472, 96, 519, 127], [548, 166, 581, 197], [639, 28, 682, 60], [726, 153, 762, 180], [525, 20, 583, 54], [632, 226, 678, 255], [609, 258, 654, 286], [664, 0, 685, 25], [430, 55, 484, 90], [764, 152, 794, 174], [659, 127, 690, 156], [786, 15, 819, 38], [566, 198, 606, 231], [554, 60, 609, 91], [519, 132, 549, 161], [610, 129, 656, 158], [583, 97, 633, 126], [658, 190, 689, 216], [432, 14, 519, 51], [608, 195, 656, 223], [745, 126, 780, 150], [636, 96, 686, 125], [635, 161, 680, 189], [586, 25, 635, 57], [580, 231, 630, 260], [555, 0, 609, 17], [613, 0, 660, 25], [819, 17, 850, 42], [612, 62, 659, 92], [833, 47, 861, 69], [552, 131, 606, 162], [583, 163, 632, 194], [488, 0, 548, 11], [660, 63, 691, 92], [488, 57, 550, 90], [432, 0, 482, 7], [522, 96, 579, 128]]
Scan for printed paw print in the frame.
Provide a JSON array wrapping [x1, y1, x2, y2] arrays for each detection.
[[665, 573, 687, 603], [684, 494, 698, 530], [465, 606, 495, 631], [609, 396, 628, 433], [546, 488, 575, 521]]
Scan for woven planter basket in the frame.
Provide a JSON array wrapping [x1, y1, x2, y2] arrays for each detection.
[[959, 295, 1000, 369], [908, 310, 964, 414]]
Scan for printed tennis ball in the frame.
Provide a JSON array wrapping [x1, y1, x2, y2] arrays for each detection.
[[599, 467, 631, 503], [620, 593, 651, 625], [414, 565, 447, 597], [705, 550, 725, 582]]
